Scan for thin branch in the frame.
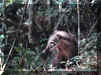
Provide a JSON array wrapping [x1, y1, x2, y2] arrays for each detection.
[[87, 20, 97, 37], [1, 39, 16, 72], [0, 18, 19, 26], [77, 0, 80, 51], [18, 0, 29, 29], [54, 8, 72, 31]]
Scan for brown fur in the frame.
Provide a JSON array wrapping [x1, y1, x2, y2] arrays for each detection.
[[41, 30, 77, 68]]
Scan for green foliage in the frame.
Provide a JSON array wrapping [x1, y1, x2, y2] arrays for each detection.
[[0, 34, 5, 48], [0, 0, 99, 74]]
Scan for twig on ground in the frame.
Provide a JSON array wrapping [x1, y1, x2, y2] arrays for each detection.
[[1, 39, 16, 74]]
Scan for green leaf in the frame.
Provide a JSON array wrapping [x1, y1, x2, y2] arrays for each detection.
[[25, 50, 36, 56], [0, 34, 4, 39]]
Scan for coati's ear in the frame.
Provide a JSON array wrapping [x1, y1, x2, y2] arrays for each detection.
[[68, 33, 77, 43]]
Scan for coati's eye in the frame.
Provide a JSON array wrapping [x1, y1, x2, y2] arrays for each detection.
[[49, 41, 56, 49]]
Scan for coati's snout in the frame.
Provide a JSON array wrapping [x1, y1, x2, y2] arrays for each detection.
[[41, 47, 51, 60]]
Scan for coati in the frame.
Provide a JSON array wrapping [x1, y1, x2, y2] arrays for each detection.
[[41, 30, 78, 68]]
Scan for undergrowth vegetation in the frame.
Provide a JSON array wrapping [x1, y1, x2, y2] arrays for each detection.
[[0, 0, 100, 75]]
